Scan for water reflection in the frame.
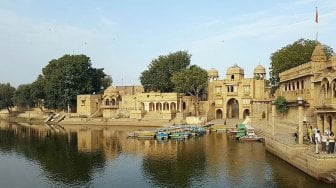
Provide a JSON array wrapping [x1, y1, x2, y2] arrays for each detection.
[[0, 120, 333, 188], [0, 121, 106, 187]]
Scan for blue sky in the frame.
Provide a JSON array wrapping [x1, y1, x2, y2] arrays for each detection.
[[1, 0, 336, 87]]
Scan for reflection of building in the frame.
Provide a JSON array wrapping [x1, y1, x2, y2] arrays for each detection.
[[277, 43, 336, 133], [206, 64, 270, 120], [77, 129, 104, 152]]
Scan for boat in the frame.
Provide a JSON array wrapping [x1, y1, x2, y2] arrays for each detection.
[[156, 132, 169, 140], [226, 128, 238, 135], [235, 123, 246, 140], [137, 131, 156, 139], [239, 124, 263, 142], [239, 133, 263, 142], [127, 131, 139, 138], [170, 132, 191, 140]]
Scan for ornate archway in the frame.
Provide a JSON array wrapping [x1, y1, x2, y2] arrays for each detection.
[[216, 109, 223, 119], [227, 98, 239, 119]]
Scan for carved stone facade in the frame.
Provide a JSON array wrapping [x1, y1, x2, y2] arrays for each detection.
[[277, 43, 336, 133], [206, 64, 270, 120], [77, 85, 194, 121]]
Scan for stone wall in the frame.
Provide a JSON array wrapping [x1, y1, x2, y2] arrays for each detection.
[[266, 137, 336, 180]]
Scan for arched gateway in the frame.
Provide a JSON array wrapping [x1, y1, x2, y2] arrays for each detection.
[[216, 109, 223, 119], [227, 98, 239, 118]]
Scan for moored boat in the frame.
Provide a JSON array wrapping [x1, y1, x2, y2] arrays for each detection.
[[239, 124, 263, 142], [226, 128, 238, 135], [170, 132, 190, 140], [239, 134, 263, 142], [156, 132, 169, 140], [138, 131, 156, 139]]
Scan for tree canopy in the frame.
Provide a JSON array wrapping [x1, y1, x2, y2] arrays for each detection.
[[14, 84, 34, 108], [171, 65, 208, 98], [269, 38, 334, 89], [171, 65, 208, 115], [41, 54, 110, 110], [0, 83, 15, 113], [140, 51, 191, 92]]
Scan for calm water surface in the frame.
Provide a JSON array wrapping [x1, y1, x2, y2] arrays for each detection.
[[0, 120, 332, 188]]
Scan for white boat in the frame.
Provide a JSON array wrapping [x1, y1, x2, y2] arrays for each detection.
[[239, 124, 263, 142]]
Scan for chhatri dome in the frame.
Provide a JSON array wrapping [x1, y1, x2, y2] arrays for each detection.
[[311, 43, 327, 62], [208, 68, 219, 77], [104, 86, 119, 96], [227, 64, 244, 75], [254, 64, 266, 74]]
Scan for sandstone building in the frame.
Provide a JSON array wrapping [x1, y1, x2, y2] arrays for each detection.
[[206, 64, 270, 120], [276, 43, 336, 133], [77, 86, 195, 122]]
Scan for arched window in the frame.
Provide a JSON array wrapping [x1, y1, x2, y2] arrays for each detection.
[[170, 102, 176, 111], [182, 102, 187, 110], [231, 75, 234, 81], [105, 99, 110, 106], [297, 81, 299, 90]]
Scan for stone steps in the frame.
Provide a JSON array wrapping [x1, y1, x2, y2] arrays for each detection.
[[319, 171, 336, 184]]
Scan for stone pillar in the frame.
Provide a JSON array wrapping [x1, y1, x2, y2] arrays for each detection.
[[297, 97, 303, 144], [323, 114, 327, 133], [144, 102, 149, 112], [272, 101, 276, 138]]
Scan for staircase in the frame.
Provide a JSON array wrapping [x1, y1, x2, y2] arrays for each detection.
[[89, 108, 102, 118]]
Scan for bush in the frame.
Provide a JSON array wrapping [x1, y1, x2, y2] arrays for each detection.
[[275, 96, 288, 114]]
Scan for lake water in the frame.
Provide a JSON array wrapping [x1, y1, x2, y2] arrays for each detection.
[[0, 120, 332, 188]]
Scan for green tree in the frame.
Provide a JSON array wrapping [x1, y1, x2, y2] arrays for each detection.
[[275, 96, 288, 115], [101, 75, 113, 91], [269, 38, 333, 91], [140, 51, 191, 92], [0, 83, 15, 113], [14, 84, 34, 108], [171, 65, 208, 115], [42, 54, 109, 110], [30, 75, 46, 111]]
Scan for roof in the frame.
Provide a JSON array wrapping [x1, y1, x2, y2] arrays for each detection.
[[254, 64, 266, 74]]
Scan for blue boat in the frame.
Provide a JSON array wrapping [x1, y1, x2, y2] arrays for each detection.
[[156, 132, 169, 140]]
